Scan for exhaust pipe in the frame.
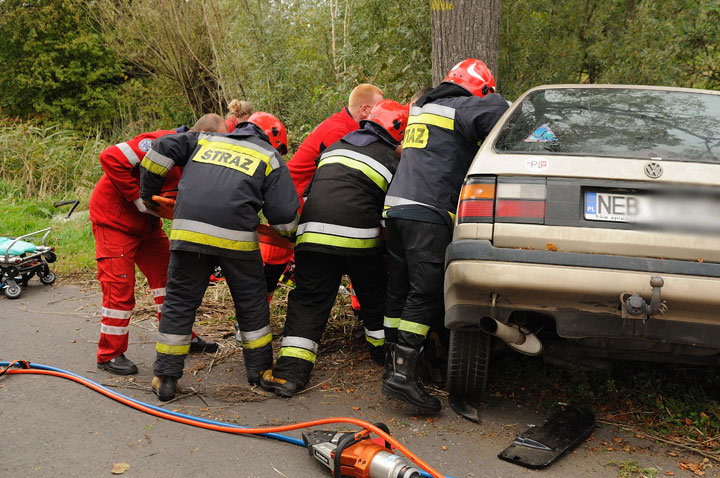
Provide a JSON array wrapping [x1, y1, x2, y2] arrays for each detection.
[[479, 317, 543, 356]]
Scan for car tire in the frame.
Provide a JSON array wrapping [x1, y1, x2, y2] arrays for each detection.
[[447, 327, 490, 422]]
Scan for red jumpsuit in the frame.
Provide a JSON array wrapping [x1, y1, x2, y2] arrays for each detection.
[[89, 130, 184, 363]]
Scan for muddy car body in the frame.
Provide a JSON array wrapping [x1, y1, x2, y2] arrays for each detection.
[[444, 84, 720, 420]]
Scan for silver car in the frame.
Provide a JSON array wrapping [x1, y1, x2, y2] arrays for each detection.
[[444, 84, 720, 421]]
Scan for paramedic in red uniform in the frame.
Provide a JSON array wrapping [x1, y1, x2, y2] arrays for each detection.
[[260, 84, 384, 300], [90, 114, 226, 375]]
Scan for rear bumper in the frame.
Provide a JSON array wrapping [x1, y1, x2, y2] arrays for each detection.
[[444, 240, 720, 347]]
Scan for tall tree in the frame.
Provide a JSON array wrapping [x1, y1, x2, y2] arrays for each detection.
[[431, 0, 502, 85]]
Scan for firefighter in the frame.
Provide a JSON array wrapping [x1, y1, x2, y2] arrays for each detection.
[[260, 84, 384, 301], [260, 100, 408, 398], [381, 59, 509, 412], [140, 112, 299, 401], [90, 115, 226, 376]]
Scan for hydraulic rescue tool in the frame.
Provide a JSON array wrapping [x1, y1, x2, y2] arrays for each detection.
[[303, 426, 421, 478]]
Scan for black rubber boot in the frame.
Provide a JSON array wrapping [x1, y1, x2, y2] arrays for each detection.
[[97, 354, 138, 375], [189, 336, 218, 354], [243, 344, 274, 386], [152, 375, 178, 402], [382, 342, 394, 382], [259, 369, 301, 397], [381, 344, 441, 412]]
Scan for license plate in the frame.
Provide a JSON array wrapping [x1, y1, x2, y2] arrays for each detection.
[[584, 192, 642, 222], [584, 191, 720, 230]]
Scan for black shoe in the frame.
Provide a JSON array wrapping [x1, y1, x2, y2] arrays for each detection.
[[97, 354, 138, 375], [260, 370, 300, 397], [368, 344, 385, 367], [152, 375, 177, 402], [381, 344, 441, 413], [382, 343, 394, 382], [189, 336, 218, 354]]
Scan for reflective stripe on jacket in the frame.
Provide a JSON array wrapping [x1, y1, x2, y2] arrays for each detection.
[[139, 124, 300, 258], [385, 89, 508, 222], [295, 134, 399, 255], [90, 129, 181, 237]]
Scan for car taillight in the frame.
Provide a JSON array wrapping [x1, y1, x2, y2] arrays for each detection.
[[457, 176, 496, 223], [495, 177, 546, 224]]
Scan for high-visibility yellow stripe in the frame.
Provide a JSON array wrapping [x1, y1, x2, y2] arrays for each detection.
[[398, 320, 430, 337], [198, 139, 270, 163], [407, 113, 454, 130], [366, 336, 385, 347], [242, 333, 272, 350], [170, 229, 259, 251], [384, 316, 400, 328], [295, 232, 381, 249], [319, 157, 388, 192], [140, 157, 169, 177], [156, 342, 191, 355], [278, 346, 316, 363]]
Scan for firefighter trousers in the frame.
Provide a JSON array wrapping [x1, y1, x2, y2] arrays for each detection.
[[272, 250, 386, 386], [383, 218, 451, 350], [154, 249, 272, 379], [93, 224, 171, 363]]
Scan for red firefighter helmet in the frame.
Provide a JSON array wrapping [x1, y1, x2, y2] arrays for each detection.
[[442, 58, 496, 97], [365, 99, 409, 144], [248, 112, 288, 155]]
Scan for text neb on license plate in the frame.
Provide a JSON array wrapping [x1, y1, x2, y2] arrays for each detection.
[[584, 192, 647, 222], [584, 191, 720, 229]]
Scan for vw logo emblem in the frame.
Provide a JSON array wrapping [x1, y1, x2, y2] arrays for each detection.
[[644, 162, 663, 178]]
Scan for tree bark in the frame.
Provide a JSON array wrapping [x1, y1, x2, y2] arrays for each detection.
[[431, 0, 502, 86]]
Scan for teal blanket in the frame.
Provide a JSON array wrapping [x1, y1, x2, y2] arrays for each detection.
[[0, 237, 37, 256]]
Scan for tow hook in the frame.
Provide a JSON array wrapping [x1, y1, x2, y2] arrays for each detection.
[[620, 276, 668, 323]]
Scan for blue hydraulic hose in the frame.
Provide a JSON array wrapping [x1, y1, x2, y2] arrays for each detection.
[[0, 361, 304, 446], [1, 361, 451, 478]]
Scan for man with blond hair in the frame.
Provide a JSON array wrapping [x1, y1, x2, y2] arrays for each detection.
[[260, 83, 384, 299]]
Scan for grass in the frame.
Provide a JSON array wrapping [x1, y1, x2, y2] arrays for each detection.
[[604, 459, 660, 478]]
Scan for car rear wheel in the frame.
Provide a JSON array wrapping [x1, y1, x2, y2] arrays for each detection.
[[447, 327, 490, 423]]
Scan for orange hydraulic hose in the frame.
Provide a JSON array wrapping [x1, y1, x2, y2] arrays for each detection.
[[1, 362, 445, 478]]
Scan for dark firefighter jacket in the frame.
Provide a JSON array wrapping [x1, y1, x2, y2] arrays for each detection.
[[384, 84, 509, 227], [139, 124, 300, 258], [295, 122, 400, 256]]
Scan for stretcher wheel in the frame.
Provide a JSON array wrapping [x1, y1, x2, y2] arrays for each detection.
[[4, 281, 21, 299], [39, 271, 56, 285], [44, 251, 57, 263], [447, 327, 491, 422]]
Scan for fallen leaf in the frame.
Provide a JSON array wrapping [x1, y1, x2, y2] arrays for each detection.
[[613, 437, 623, 443], [668, 452, 678, 457], [111, 462, 131, 474], [665, 472, 674, 476], [321, 383, 330, 390], [545, 243, 558, 251], [71, 339, 76, 343], [441, 446, 448, 451], [685, 418, 694, 426], [635, 434, 644, 439], [352, 406, 360, 411]]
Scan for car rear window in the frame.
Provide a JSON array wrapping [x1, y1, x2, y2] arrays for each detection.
[[494, 88, 720, 163]]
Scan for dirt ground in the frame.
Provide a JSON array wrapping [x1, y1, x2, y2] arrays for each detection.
[[1, 281, 716, 477]]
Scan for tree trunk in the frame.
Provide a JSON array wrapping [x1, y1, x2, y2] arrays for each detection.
[[431, 0, 502, 86]]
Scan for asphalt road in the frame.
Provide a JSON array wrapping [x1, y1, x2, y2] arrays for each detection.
[[0, 282, 707, 477]]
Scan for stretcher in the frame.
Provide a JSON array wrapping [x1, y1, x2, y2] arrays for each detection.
[[0, 228, 57, 299]]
